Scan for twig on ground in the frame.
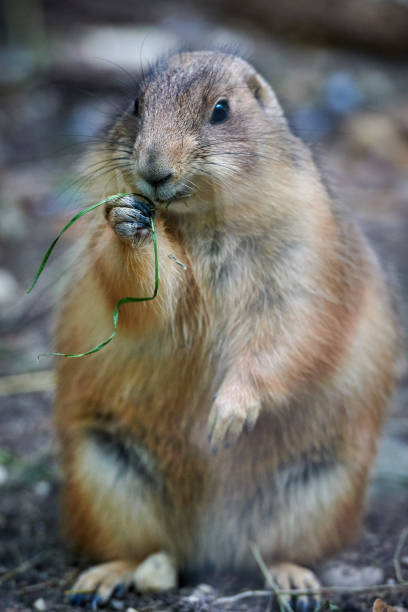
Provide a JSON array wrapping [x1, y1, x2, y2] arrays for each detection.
[[0, 550, 54, 585], [215, 589, 271, 605], [250, 542, 295, 612], [0, 370, 55, 397], [249, 541, 408, 599], [393, 525, 408, 583], [217, 582, 408, 602], [21, 578, 60, 593]]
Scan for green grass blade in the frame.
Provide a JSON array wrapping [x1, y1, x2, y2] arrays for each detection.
[[27, 193, 135, 293], [28, 193, 159, 359]]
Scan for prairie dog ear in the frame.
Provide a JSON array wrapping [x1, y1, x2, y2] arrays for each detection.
[[247, 72, 285, 120]]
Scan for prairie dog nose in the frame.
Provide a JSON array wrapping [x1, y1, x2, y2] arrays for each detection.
[[141, 168, 173, 187], [138, 149, 174, 187]]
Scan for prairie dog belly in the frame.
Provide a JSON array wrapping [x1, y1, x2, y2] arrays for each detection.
[[57, 260, 386, 570]]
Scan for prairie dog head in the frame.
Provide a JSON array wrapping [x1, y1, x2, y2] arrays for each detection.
[[102, 52, 294, 208]]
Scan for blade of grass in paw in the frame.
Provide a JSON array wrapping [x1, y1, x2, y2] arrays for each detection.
[[28, 193, 158, 359], [27, 193, 135, 293]]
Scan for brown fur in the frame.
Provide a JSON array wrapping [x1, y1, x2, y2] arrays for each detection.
[[55, 52, 398, 580]]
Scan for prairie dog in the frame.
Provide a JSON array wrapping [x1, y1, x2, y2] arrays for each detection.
[[55, 51, 398, 606]]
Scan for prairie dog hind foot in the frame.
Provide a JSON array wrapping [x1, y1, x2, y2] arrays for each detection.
[[268, 562, 321, 612], [68, 553, 177, 607]]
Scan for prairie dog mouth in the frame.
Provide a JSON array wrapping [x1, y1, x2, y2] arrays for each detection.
[[156, 189, 192, 205], [132, 178, 192, 206]]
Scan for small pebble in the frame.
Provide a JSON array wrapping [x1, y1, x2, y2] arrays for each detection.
[[185, 583, 216, 602], [126, 608, 138, 612], [34, 598, 47, 611], [192, 584, 215, 596]]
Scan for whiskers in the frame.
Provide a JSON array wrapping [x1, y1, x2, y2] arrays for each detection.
[[59, 124, 280, 213], [59, 153, 133, 207], [191, 157, 240, 189], [179, 176, 198, 197]]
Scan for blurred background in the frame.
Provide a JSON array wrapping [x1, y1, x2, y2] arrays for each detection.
[[0, 1, 408, 610]]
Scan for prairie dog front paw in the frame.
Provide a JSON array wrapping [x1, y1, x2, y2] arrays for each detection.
[[208, 392, 261, 453], [105, 195, 154, 243]]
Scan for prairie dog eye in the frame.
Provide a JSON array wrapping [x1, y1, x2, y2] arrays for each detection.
[[133, 98, 139, 116], [210, 99, 229, 124]]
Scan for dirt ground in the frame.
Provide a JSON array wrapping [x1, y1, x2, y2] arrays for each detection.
[[1, 4, 408, 611]]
